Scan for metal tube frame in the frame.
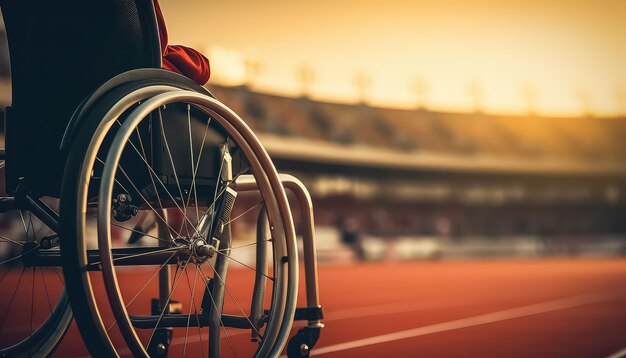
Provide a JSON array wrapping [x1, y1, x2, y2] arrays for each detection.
[[234, 173, 323, 329]]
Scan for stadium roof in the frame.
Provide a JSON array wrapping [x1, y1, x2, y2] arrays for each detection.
[[209, 84, 626, 178], [259, 134, 626, 177]]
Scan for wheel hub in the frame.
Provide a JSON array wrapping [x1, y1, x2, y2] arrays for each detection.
[[190, 237, 217, 263]]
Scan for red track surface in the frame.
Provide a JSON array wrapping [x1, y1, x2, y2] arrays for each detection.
[[307, 259, 626, 358], [5, 258, 625, 357]]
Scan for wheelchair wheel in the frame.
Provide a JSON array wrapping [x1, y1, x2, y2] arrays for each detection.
[[61, 85, 298, 357], [0, 199, 72, 357]]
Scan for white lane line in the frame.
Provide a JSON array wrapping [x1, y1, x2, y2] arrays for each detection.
[[325, 297, 465, 322], [312, 291, 623, 356], [607, 347, 626, 358], [109, 299, 466, 358]]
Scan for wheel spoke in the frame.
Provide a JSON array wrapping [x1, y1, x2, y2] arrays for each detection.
[[96, 157, 131, 195], [212, 250, 274, 282], [0, 267, 26, 332], [0, 235, 25, 246], [87, 212, 174, 246], [114, 163, 183, 238], [224, 201, 264, 227], [98, 155, 175, 236], [28, 213, 39, 241], [204, 258, 265, 340], [18, 211, 28, 239], [185, 111, 211, 225], [39, 267, 54, 314], [146, 256, 191, 349], [134, 126, 167, 221], [106, 248, 182, 333], [112, 119, 198, 237], [84, 246, 179, 269], [27, 213, 34, 238], [0, 262, 15, 284], [197, 264, 236, 357], [158, 109, 191, 235], [182, 266, 199, 357], [218, 239, 271, 253], [110, 220, 173, 246], [53, 268, 65, 286], [118, 144, 198, 238], [0, 245, 40, 266], [30, 267, 35, 337], [189, 267, 206, 358], [184, 105, 196, 219]]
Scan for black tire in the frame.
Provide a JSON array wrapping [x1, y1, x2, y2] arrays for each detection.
[[0, 201, 72, 357], [60, 71, 209, 357]]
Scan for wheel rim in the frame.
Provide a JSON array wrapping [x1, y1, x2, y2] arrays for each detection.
[[67, 85, 183, 358], [0, 199, 72, 356], [75, 89, 298, 357]]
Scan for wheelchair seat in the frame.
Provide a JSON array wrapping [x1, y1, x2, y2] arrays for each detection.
[[1, 0, 161, 195]]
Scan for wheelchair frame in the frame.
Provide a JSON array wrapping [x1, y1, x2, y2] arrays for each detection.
[[0, 74, 324, 358], [1, 0, 324, 354]]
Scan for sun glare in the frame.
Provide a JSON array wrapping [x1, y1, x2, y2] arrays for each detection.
[[161, 0, 626, 116]]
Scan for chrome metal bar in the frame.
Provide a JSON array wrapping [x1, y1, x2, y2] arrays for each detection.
[[158, 210, 171, 312], [130, 313, 251, 330], [234, 173, 323, 328], [250, 204, 269, 342], [32, 247, 187, 269], [209, 152, 233, 358], [24, 195, 60, 233], [208, 225, 231, 358]]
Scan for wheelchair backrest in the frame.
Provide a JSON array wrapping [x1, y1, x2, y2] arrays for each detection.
[[0, 0, 161, 195]]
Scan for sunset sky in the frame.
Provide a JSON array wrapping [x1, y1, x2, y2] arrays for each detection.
[[161, 0, 626, 116]]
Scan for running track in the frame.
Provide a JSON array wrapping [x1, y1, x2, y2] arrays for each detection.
[[35, 258, 626, 356]]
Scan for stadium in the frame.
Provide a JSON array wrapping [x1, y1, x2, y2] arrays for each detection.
[[206, 83, 626, 261], [0, 1, 625, 357]]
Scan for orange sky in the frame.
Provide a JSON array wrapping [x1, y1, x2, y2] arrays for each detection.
[[160, 0, 626, 116]]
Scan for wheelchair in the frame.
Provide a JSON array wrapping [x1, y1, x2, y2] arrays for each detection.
[[0, 1, 323, 357]]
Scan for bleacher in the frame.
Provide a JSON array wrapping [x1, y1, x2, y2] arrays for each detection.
[[208, 84, 626, 171]]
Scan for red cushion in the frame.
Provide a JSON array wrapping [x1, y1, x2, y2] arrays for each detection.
[[153, 0, 210, 85]]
